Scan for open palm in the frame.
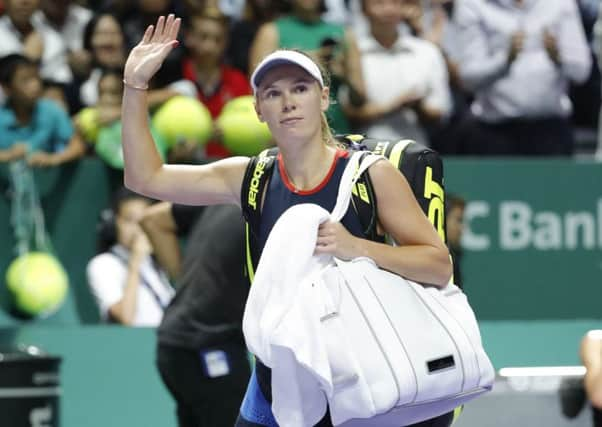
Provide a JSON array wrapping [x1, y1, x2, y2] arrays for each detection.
[[124, 14, 181, 88]]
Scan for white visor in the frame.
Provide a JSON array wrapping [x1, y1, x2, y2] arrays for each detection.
[[250, 50, 324, 93]]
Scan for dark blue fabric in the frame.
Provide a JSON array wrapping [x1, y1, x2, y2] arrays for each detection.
[[258, 152, 364, 252], [238, 370, 279, 427]]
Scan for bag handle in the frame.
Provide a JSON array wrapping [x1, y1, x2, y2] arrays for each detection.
[[330, 151, 384, 222]]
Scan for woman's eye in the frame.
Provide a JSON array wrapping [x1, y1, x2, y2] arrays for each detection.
[[265, 90, 279, 99], [294, 85, 308, 93]]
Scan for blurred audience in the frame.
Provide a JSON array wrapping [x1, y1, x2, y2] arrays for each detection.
[[453, 0, 591, 156], [226, 0, 281, 75], [87, 187, 174, 326], [0, 53, 85, 166]]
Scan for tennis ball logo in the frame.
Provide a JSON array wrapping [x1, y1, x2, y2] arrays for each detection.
[[6, 252, 69, 317], [152, 96, 214, 148], [217, 96, 272, 156]]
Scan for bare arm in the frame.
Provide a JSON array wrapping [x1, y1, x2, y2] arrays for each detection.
[[316, 160, 452, 286], [0, 144, 27, 163], [107, 234, 151, 325], [121, 14, 248, 205], [581, 330, 602, 409], [27, 132, 86, 167], [140, 202, 182, 280], [249, 23, 279, 74]]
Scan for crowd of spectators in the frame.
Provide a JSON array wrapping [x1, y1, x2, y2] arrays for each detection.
[[0, 0, 601, 165]]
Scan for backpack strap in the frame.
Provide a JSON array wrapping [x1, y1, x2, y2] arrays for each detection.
[[241, 147, 278, 283], [335, 135, 446, 243]]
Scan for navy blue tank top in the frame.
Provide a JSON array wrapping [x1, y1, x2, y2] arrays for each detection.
[[258, 149, 364, 253], [248, 149, 364, 426]]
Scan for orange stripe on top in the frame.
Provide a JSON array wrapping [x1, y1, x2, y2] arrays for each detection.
[[277, 149, 349, 195]]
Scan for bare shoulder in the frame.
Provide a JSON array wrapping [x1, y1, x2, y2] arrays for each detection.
[[366, 157, 410, 190]]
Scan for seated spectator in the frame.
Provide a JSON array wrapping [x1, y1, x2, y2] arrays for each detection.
[[453, 0, 591, 156], [33, 0, 94, 81], [249, 0, 366, 135], [79, 13, 128, 107], [0, 0, 72, 87], [178, 7, 252, 158], [87, 187, 174, 326], [341, 0, 451, 146], [0, 54, 85, 166]]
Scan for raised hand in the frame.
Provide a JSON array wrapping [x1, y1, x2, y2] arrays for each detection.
[[123, 14, 181, 89]]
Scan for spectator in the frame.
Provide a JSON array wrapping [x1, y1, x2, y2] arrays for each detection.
[[0, 54, 85, 166], [453, 0, 591, 156], [445, 193, 465, 289], [249, 0, 366, 135], [87, 187, 174, 326], [177, 7, 252, 158], [79, 13, 128, 107], [0, 0, 72, 86], [142, 202, 251, 427], [341, 0, 451, 145], [33, 0, 94, 80]]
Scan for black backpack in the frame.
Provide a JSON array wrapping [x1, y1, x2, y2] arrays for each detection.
[[240, 134, 446, 283]]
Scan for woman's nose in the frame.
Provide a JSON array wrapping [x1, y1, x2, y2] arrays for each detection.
[[281, 92, 297, 112]]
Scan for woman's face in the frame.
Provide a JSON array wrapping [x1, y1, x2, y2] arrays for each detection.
[[91, 15, 125, 68], [184, 17, 228, 65], [255, 64, 329, 144], [115, 198, 151, 249], [98, 74, 123, 107]]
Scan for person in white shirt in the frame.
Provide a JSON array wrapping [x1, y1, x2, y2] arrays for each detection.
[[341, 0, 452, 146], [33, 0, 93, 80], [87, 187, 174, 326], [0, 0, 72, 84], [453, 0, 591, 155]]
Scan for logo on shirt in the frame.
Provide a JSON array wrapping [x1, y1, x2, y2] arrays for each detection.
[[248, 156, 269, 210]]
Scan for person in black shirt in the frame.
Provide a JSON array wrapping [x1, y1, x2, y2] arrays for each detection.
[[141, 202, 250, 427]]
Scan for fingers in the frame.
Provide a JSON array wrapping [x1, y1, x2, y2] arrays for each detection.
[[162, 14, 174, 42], [152, 15, 165, 43], [170, 17, 181, 41], [141, 24, 154, 44], [148, 15, 180, 44]]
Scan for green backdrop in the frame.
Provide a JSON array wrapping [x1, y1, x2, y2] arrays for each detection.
[[0, 157, 599, 427]]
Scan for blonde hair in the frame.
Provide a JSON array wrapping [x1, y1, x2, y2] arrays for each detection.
[[307, 52, 335, 145]]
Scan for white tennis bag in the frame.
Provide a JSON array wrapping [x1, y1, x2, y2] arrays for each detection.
[[322, 152, 495, 426]]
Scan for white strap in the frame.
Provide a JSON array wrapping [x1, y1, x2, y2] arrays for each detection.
[[330, 151, 384, 222]]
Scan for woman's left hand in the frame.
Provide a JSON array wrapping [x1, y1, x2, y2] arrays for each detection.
[[315, 220, 363, 260]]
